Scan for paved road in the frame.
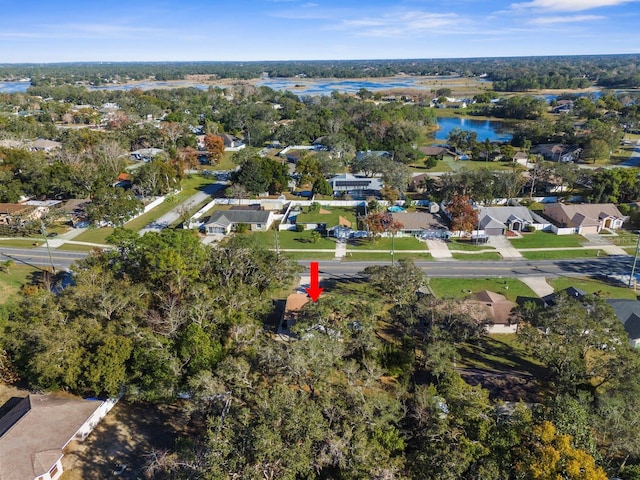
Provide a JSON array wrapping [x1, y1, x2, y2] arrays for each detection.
[[620, 139, 640, 167], [0, 247, 88, 271], [2, 245, 636, 283], [305, 256, 635, 280], [138, 182, 226, 235]]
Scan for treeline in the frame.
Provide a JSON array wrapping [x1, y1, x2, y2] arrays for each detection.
[[3, 248, 640, 478], [1, 54, 639, 89]]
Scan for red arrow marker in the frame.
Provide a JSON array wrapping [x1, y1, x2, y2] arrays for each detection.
[[305, 261, 323, 302]]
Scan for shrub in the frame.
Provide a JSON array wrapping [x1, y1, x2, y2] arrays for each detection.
[[295, 224, 305, 232]]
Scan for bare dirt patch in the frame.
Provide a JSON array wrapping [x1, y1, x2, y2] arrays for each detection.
[[61, 400, 196, 480]]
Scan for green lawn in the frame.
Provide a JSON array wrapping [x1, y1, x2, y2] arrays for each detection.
[[55, 243, 102, 252], [251, 230, 337, 250], [447, 238, 496, 252], [429, 277, 537, 302], [0, 238, 41, 248], [520, 249, 603, 260], [0, 264, 39, 305], [348, 237, 426, 251], [71, 227, 114, 245], [510, 231, 586, 248], [451, 252, 502, 260], [281, 251, 337, 261], [456, 334, 547, 378], [344, 252, 431, 261], [609, 230, 640, 247], [295, 207, 358, 228], [549, 276, 637, 300]]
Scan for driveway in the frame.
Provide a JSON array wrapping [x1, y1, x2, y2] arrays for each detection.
[[487, 236, 523, 260], [138, 183, 225, 235]]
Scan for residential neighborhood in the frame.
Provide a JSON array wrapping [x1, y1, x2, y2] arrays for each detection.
[[2, 53, 640, 480]]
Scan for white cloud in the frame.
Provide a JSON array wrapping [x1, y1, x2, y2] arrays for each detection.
[[338, 11, 464, 37], [529, 14, 604, 23], [510, 0, 639, 11]]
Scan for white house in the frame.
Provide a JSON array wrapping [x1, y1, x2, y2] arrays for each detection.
[[0, 394, 117, 480]]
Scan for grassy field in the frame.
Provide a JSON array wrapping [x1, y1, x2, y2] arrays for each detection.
[[520, 249, 603, 260], [281, 251, 336, 261], [0, 264, 38, 305], [348, 236, 426, 251], [71, 227, 115, 245], [429, 277, 538, 302], [0, 238, 42, 248], [549, 276, 637, 300], [510, 231, 586, 248], [55, 243, 102, 252], [447, 238, 496, 252], [251, 230, 337, 250], [451, 252, 502, 260], [456, 333, 547, 377], [609, 230, 640, 246], [295, 207, 359, 228], [344, 252, 431, 261]]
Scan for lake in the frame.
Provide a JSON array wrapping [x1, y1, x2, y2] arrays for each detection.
[[0, 81, 30, 93], [255, 76, 442, 96], [434, 116, 513, 143]]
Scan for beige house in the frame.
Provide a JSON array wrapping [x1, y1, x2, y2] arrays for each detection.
[[471, 290, 517, 334], [543, 203, 627, 234], [0, 394, 116, 480], [0, 203, 36, 226]]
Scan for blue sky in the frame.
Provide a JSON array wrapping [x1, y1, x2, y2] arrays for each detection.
[[0, 0, 638, 62]]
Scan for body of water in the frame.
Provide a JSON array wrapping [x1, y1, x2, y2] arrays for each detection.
[[255, 76, 436, 96], [0, 81, 30, 93], [434, 116, 513, 143]]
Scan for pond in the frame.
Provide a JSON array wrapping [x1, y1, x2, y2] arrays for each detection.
[[433, 116, 513, 143], [0, 81, 30, 93]]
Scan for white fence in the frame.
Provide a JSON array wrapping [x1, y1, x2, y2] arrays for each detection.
[[550, 225, 578, 235]]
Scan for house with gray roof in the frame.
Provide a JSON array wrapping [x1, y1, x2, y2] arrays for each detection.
[[390, 211, 448, 236], [606, 299, 640, 348], [478, 206, 549, 236], [0, 394, 116, 480], [328, 173, 383, 195], [204, 209, 274, 235]]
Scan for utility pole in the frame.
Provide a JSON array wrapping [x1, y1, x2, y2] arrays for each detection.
[[629, 231, 640, 288], [40, 222, 56, 275]]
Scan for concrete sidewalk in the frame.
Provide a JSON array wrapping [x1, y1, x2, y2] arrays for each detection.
[[425, 239, 453, 259], [520, 277, 554, 297], [488, 236, 523, 259]]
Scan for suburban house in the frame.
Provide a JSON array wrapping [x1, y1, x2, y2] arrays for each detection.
[[204, 207, 275, 235], [0, 203, 36, 226], [419, 146, 458, 161], [543, 203, 627, 234], [531, 144, 581, 163], [512, 151, 529, 165], [29, 139, 62, 153], [328, 173, 383, 196], [130, 147, 165, 162], [542, 287, 587, 307], [472, 290, 517, 333], [355, 150, 392, 162], [389, 211, 448, 236], [477, 206, 549, 236], [606, 299, 640, 348], [0, 394, 116, 480], [277, 293, 310, 337], [217, 134, 245, 150]]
